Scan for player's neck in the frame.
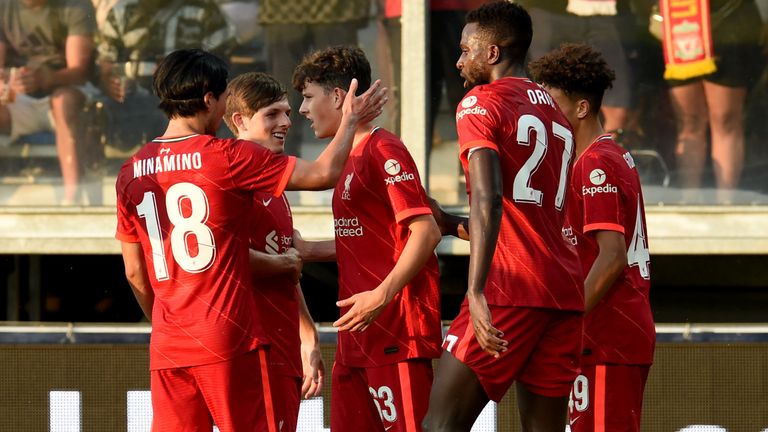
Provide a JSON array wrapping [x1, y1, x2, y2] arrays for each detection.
[[490, 62, 525, 83], [162, 115, 211, 139], [575, 119, 605, 158], [352, 123, 376, 148]]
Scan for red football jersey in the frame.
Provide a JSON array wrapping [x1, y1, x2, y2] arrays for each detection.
[[563, 135, 655, 365], [332, 128, 442, 368], [249, 192, 301, 378], [456, 77, 584, 310], [115, 134, 296, 370]]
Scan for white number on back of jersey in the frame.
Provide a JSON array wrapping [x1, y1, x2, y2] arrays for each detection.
[[369, 385, 397, 423], [513, 114, 573, 210], [568, 374, 589, 414], [136, 182, 216, 281], [627, 195, 650, 279]]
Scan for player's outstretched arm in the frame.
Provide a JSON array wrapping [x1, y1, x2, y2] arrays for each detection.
[[297, 283, 325, 398], [334, 214, 441, 332], [466, 149, 508, 358], [584, 230, 627, 313], [248, 247, 303, 283], [292, 229, 336, 262], [428, 196, 469, 240], [121, 242, 154, 322], [287, 79, 387, 191]]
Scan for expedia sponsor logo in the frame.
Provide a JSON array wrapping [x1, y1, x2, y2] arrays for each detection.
[[582, 183, 618, 197], [384, 159, 401, 175], [385, 171, 416, 186], [334, 216, 364, 237], [456, 105, 488, 121], [589, 168, 607, 185], [461, 95, 477, 108]]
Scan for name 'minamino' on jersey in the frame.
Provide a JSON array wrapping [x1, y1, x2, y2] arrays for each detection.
[[133, 152, 203, 178]]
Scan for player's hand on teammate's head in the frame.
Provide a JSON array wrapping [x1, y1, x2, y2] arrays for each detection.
[[300, 341, 325, 399], [342, 78, 388, 125], [467, 293, 508, 358]]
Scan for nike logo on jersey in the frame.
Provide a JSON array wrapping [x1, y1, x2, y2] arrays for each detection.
[[262, 197, 273, 206], [569, 416, 581, 426]]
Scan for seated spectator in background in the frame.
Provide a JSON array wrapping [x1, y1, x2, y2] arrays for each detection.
[[94, 0, 235, 150], [0, 0, 97, 205], [259, 0, 370, 156]]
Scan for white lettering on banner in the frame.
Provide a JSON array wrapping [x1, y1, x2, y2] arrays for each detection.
[[384, 171, 416, 186], [49, 391, 497, 432], [582, 184, 618, 197], [133, 152, 202, 178], [334, 216, 364, 238]]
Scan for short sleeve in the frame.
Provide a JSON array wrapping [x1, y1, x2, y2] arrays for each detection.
[[455, 90, 500, 166], [579, 153, 625, 235], [114, 173, 139, 243], [64, 0, 96, 36], [370, 139, 431, 224], [226, 139, 296, 197]]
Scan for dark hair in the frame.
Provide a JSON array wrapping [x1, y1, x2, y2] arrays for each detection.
[[528, 43, 616, 114], [292, 45, 371, 96], [224, 72, 287, 134], [153, 49, 229, 119], [466, 1, 532, 66]]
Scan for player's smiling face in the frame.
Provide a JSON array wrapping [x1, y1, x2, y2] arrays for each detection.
[[237, 98, 291, 154], [457, 23, 490, 88], [299, 81, 341, 139]]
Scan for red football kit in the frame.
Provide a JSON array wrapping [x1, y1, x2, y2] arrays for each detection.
[[330, 127, 442, 432], [447, 77, 584, 400], [249, 192, 303, 432], [115, 134, 296, 430], [563, 135, 655, 432]]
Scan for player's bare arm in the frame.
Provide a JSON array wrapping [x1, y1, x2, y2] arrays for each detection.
[[248, 247, 303, 283], [467, 149, 508, 358], [292, 229, 336, 262], [334, 214, 441, 332], [584, 230, 627, 313], [287, 79, 387, 190], [428, 196, 470, 240], [120, 242, 154, 322], [297, 284, 325, 398]]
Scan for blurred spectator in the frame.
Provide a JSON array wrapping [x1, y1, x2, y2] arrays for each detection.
[[381, 0, 483, 149], [523, 0, 639, 136], [664, 0, 764, 192], [0, 0, 97, 205], [259, 0, 370, 156], [94, 0, 236, 150]]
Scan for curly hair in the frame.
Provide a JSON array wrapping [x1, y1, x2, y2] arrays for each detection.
[[528, 43, 616, 114], [466, 1, 532, 66], [292, 45, 371, 96], [224, 72, 287, 135]]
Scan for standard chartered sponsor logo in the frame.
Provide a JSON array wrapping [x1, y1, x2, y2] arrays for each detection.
[[582, 183, 618, 197], [334, 216, 364, 237]]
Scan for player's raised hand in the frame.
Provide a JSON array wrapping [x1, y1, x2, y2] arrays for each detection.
[[467, 292, 508, 358], [342, 78, 388, 125], [300, 339, 325, 398], [333, 288, 389, 332]]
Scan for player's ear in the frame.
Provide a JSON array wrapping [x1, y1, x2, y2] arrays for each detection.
[[332, 87, 346, 110], [576, 99, 590, 120], [232, 112, 246, 132], [487, 44, 501, 65]]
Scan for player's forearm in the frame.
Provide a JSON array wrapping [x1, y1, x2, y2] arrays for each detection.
[[309, 115, 358, 188], [297, 284, 319, 345], [248, 249, 298, 278], [296, 239, 336, 262], [584, 249, 626, 313], [377, 216, 441, 301], [127, 279, 154, 322], [466, 152, 503, 297]]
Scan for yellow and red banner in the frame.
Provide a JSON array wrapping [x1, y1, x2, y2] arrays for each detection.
[[660, 0, 717, 80]]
